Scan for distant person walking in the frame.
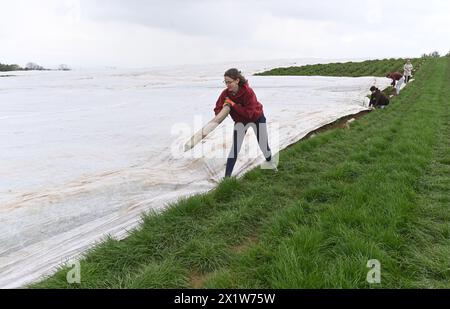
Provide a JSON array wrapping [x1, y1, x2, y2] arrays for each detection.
[[403, 59, 414, 83], [214, 68, 276, 178], [369, 86, 390, 109], [386, 72, 405, 96]]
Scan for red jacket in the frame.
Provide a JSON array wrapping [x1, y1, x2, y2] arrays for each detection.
[[214, 82, 264, 123]]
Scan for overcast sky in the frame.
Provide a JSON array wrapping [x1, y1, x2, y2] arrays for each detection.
[[1, 0, 449, 68]]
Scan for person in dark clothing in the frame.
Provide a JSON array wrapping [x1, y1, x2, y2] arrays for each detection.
[[369, 86, 390, 109], [214, 68, 276, 178]]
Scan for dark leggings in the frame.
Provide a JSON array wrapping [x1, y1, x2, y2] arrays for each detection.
[[225, 115, 272, 177]]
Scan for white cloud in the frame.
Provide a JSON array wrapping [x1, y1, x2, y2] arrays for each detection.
[[0, 0, 449, 68], [365, 0, 384, 25]]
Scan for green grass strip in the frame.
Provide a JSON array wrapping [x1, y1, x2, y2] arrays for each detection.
[[255, 58, 425, 77]]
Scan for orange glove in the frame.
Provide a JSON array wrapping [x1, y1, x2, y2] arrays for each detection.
[[224, 97, 236, 108]]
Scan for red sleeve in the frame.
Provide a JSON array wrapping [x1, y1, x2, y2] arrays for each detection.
[[214, 91, 226, 115], [232, 89, 259, 120]]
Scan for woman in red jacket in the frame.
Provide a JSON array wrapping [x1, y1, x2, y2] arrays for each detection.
[[214, 68, 275, 178]]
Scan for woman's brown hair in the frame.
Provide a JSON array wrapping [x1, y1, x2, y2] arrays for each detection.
[[224, 68, 248, 87]]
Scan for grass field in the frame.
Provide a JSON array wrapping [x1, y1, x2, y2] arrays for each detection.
[[255, 58, 425, 77], [32, 57, 449, 289]]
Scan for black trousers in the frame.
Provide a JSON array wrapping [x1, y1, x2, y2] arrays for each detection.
[[225, 115, 272, 177]]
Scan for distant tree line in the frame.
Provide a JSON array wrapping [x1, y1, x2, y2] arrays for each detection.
[[58, 64, 71, 71], [421, 51, 442, 58], [0, 62, 71, 71], [0, 63, 22, 71], [24, 62, 46, 70]]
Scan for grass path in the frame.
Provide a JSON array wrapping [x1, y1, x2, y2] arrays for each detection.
[[33, 57, 449, 288]]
